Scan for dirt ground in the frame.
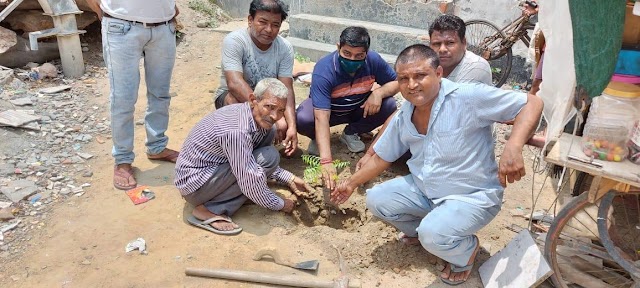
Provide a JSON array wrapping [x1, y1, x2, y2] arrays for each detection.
[[0, 2, 558, 287]]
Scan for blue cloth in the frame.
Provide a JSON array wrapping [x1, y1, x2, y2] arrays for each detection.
[[366, 175, 499, 267], [101, 15, 177, 165], [310, 50, 396, 113], [373, 78, 527, 208]]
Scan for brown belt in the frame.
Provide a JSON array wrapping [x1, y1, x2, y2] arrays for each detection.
[[103, 13, 173, 27]]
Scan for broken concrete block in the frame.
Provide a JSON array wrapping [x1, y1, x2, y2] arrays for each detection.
[[9, 97, 33, 106], [39, 85, 71, 94], [0, 110, 40, 127], [0, 179, 38, 203], [0, 26, 17, 54], [479, 229, 552, 288]]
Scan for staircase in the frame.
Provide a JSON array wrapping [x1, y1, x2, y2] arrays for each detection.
[[285, 0, 447, 64]]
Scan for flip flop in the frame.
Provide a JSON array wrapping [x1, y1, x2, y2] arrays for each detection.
[[440, 236, 480, 286], [186, 215, 242, 235], [113, 165, 137, 190], [147, 148, 179, 163]]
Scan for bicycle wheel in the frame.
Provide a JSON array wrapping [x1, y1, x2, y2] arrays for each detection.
[[598, 191, 640, 280], [465, 19, 513, 87], [545, 192, 635, 287]]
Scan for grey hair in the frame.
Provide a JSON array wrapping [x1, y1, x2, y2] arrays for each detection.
[[254, 78, 288, 100]]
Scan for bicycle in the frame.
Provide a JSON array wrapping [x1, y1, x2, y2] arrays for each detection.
[[465, 2, 537, 87]]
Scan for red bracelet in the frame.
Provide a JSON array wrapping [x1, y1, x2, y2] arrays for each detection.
[[320, 158, 333, 165]]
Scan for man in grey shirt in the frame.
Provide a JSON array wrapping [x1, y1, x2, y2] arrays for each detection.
[[214, 0, 298, 156], [429, 15, 492, 85]]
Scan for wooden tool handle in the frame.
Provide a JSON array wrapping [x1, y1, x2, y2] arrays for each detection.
[[185, 268, 361, 288], [253, 248, 288, 265]]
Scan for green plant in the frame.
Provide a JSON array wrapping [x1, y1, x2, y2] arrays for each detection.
[[294, 53, 311, 63], [301, 155, 350, 184]]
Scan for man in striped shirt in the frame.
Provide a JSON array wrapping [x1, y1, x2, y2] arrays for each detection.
[[175, 78, 310, 235]]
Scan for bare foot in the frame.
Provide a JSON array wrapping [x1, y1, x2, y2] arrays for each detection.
[[192, 205, 239, 232], [440, 236, 480, 284]]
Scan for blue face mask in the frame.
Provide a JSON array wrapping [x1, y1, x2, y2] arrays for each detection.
[[339, 56, 365, 74]]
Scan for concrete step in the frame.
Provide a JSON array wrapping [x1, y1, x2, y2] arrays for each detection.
[[287, 37, 397, 65], [289, 14, 429, 56], [288, 0, 443, 30]]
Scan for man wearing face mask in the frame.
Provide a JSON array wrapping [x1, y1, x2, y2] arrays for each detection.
[[296, 26, 399, 191]]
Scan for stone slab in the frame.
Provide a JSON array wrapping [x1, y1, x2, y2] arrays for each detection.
[[479, 229, 552, 288], [0, 110, 40, 127], [0, 163, 14, 176], [9, 97, 32, 106], [0, 179, 38, 203], [38, 85, 71, 94]]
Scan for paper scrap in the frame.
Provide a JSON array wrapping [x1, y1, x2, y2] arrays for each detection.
[[125, 238, 146, 254], [126, 186, 155, 205]]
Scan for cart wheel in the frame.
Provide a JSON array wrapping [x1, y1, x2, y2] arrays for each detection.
[[545, 192, 634, 287], [598, 191, 640, 280], [572, 171, 594, 197], [465, 19, 513, 87]]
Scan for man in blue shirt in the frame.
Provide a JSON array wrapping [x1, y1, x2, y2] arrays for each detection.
[[330, 44, 543, 285], [296, 26, 399, 191]]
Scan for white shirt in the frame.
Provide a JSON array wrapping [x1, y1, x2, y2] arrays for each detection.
[[101, 0, 176, 23]]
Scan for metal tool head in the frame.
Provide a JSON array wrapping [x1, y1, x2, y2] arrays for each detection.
[[292, 259, 320, 271]]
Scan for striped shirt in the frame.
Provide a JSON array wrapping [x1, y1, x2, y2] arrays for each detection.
[[174, 103, 294, 211], [373, 79, 527, 208]]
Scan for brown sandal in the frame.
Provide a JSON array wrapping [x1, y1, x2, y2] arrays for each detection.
[[114, 165, 137, 190], [147, 148, 179, 163]]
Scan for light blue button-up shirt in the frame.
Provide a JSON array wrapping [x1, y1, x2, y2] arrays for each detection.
[[374, 78, 528, 208]]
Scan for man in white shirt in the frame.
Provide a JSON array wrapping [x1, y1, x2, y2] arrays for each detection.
[[87, 0, 181, 190]]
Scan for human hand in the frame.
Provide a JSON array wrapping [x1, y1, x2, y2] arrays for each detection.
[[275, 118, 288, 144], [498, 143, 525, 187], [282, 126, 298, 156], [361, 91, 383, 118], [330, 180, 356, 205], [281, 198, 295, 213], [356, 153, 372, 172], [288, 176, 313, 198], [321, 163, 337, 191], [522, 1, 538, 16]]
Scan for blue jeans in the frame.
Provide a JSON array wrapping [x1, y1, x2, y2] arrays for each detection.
[[101, 16, 176, 165], [366, 175, 500, 267]]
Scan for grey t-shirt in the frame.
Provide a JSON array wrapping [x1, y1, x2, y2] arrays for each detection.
[[215, 28, 294, 102], [101, 0, 175, 23], [448, 50, 492, 85]]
